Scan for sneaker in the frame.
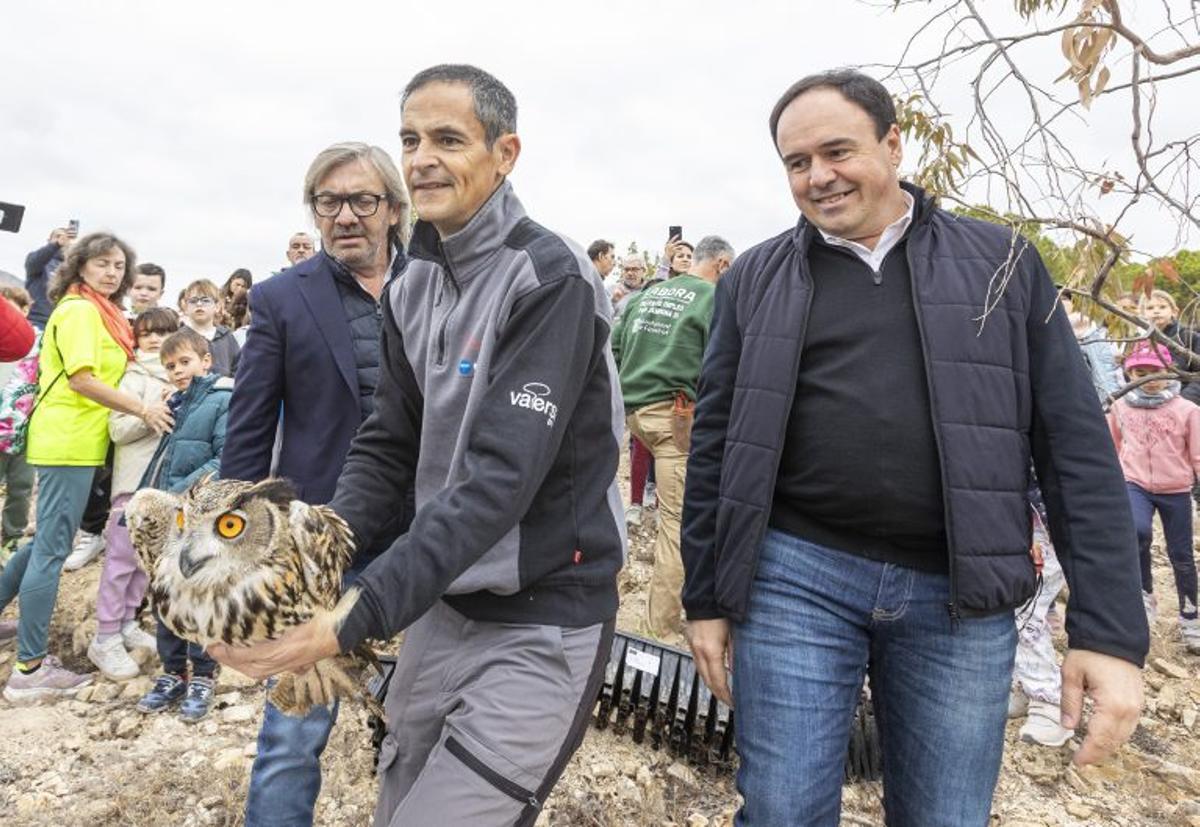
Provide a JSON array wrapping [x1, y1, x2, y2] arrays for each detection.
[[120, 621, 157, 651], [0, 619, 16, 646], [1181, 617, 1200, 654], [136, 673, 187, 713], [1143, 591, 1158, 627], [87, 635, 140, 681], [626, 504, 643, 527], [2, 655, 92, 704], [1007, 688, 1029, 719], [179, 676, 216, 723], [1019, 700, 1074, 747], [63, 531, 105, 572]]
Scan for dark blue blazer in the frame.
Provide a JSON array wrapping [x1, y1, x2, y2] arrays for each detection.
[[221, 250, 403, 506]]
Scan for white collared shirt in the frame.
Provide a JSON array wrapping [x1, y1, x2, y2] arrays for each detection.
[[817, 191, 914, 273]]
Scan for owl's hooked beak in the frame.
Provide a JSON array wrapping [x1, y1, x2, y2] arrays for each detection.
[[178, 544, 212, 578]]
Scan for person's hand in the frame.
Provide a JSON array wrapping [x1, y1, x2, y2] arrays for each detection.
[[208, 619, 341, 681], [687, 618, 733, 706], [52, 229, 71, 247], [1060, 649, 1143, 765], [141, 401, 174, 434], [611, 285, 628, 305], [663, 235, 682, 266]]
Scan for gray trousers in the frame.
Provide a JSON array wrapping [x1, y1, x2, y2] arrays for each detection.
[[374, 601, 613, 827], [0, 451, 34, 543]]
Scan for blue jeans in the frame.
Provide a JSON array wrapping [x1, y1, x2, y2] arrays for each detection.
[[0, 465, 95, 662], [244, 562, 368, 827], [733, 530, 1016, 827]]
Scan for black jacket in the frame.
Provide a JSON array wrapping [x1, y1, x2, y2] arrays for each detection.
[[1160, 321, 1200, 406], [23, 241, 61, 327], [331, 183, 625, 649], [681, 185, 1149, 666]]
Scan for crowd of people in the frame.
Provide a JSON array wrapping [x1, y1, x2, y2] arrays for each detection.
[[0, 63, 1194, 826]]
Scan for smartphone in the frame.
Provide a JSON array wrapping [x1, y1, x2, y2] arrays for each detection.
[[0, 202, 25, 234], [668, 225, 682, 241], [67, 218, 80, 235]]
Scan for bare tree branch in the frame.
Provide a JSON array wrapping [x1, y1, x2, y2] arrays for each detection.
[[1105, 0, 1200, 64]]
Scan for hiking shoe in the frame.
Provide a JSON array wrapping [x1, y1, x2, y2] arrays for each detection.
[[626, 504, 643, 528], [2, 655, 92, 704], [87, 635, 140, 681], [0, 619, 16, 647], [1007, 688, 1029, 719], [136, 673, 187, 713], [1143, 591, 1158, 627], [179, 676, 216, 723], [120, 621, 157, 651], [1019, 700, 1074, 747], [1181, 617, 1200, 654], [63, 530, 105, 571]]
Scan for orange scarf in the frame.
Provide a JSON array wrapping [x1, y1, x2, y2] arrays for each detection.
[[67, 283, 135, 360]]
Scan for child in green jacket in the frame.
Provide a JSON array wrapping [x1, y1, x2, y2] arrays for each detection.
[[135, 328, 231, 723]]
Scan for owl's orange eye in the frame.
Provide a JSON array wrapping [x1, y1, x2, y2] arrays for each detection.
[[175, 510, 185, 530], [216, 513, 246, 540]]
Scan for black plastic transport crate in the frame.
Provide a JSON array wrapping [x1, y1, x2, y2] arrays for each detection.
[[366, 630, 881, 782]]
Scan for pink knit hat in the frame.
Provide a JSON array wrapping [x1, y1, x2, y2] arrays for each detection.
[[1124, 342, 1173, 372]]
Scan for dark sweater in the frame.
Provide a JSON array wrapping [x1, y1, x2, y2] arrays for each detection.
[[770, 235, 947, 572], [683, 183, 1147, 667]]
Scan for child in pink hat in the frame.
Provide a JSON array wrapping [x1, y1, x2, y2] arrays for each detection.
[[1107, 341, 1200, 653]]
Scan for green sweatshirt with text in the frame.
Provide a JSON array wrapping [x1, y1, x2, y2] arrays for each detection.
[[611, 274, 715, 412]]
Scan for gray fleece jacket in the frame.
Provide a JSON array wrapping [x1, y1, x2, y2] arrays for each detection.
[[333, 181, 626, 648]]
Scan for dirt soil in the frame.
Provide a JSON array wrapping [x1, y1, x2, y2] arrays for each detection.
[[2, 452, 1199, 826]]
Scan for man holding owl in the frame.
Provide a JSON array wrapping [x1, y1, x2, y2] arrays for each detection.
[[211, 64, 626, 827]]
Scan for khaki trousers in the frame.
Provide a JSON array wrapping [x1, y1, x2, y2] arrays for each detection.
[[628, 399, 688, 640]]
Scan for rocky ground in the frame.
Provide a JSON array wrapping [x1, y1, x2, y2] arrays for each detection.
[[1, 473, 1199, 825]]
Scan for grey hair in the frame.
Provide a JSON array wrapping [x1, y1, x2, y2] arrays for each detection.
[[303, 142, 411, 246], [693, 235, 735, 264], [402, 64, 517, 147]]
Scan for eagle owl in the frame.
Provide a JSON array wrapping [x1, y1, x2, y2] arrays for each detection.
[[126, 477, 379, 717]]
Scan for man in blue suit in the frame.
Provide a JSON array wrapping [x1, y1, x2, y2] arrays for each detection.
[[221, 141, 410, 827]]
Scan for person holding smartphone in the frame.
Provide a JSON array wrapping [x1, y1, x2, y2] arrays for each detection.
[[650, 228, 694, 285], [23, 223, 78, 328]]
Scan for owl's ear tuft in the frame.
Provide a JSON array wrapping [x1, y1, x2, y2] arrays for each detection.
[[230, 477, 298, 511]]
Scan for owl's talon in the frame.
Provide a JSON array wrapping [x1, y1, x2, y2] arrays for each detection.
[[267, 656, 366, 717]]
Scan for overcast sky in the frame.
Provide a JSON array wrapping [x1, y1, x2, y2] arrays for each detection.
[[2, 1, 1196, 301]]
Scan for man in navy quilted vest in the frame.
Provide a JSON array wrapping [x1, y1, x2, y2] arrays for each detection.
[[681, 69, 1147, 827]]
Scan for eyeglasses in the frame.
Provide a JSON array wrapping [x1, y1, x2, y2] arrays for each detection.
[[185, 296, 215, 307], [311, 192, 389, 218], [622, 266, 646, 274]]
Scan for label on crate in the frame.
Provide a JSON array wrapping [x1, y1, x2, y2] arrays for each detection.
[[626, 647, 661, 676]]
